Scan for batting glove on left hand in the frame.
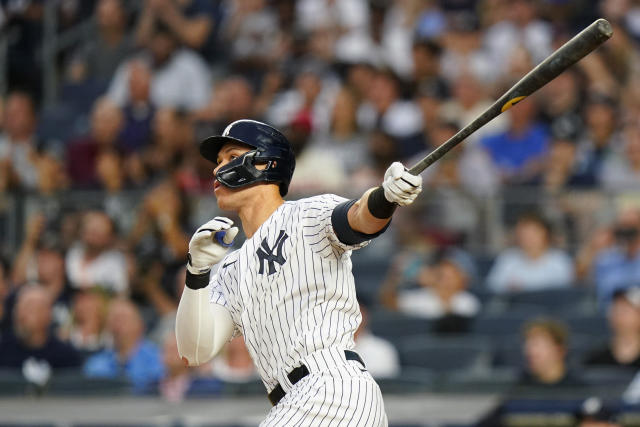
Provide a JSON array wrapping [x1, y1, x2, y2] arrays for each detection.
[[187, 217, 239, 275], [382, 162, 422, 206]]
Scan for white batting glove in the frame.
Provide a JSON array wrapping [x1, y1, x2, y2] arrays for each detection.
[[187, 217, 239, 275], [382, 162, 422, 206]]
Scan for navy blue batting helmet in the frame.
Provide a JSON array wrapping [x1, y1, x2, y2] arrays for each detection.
[[200, 120, 296, 196]]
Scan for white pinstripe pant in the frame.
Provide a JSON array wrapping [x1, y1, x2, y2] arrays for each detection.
[[260, 348, 388, 427]]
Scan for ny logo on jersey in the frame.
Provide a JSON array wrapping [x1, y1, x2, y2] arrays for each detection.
[[256, 230, 289, 275]]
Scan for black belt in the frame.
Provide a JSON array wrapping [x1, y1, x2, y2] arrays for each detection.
[[268, 350, 365, 406]]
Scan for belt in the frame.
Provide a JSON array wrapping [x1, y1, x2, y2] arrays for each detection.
[[268, 350, 365, 406]]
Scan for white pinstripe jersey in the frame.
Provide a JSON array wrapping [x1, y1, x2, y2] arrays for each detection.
[[208, 194, 369, 392]]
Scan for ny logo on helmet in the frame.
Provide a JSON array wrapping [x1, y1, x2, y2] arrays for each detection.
[[256, 230, 288, 275]]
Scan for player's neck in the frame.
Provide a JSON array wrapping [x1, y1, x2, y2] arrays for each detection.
[[238, 189, 284, 238]]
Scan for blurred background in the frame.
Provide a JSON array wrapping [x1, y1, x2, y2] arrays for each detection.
[[1, 0, 640, 426]]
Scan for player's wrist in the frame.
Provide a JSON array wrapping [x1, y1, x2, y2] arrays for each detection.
[[367, 186, 397, 219], [185, 268, 211, 290]]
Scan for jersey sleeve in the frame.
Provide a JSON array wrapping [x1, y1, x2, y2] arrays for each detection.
[[301, 194, 372, 253], [208, 262, 243, 337]]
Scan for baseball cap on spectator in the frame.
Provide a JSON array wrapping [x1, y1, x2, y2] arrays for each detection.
[[576, 397, 618, 423], [550, 114, 581, 142], [613, 286, 640, 307], [438, 248, 477, 283]]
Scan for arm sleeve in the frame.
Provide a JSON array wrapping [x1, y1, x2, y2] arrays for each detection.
[[175, 286, 234, 366]]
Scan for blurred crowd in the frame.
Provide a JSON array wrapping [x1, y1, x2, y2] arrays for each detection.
[[2, 0, 640, 410]]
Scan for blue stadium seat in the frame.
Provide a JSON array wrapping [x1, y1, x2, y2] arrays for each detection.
[[398, 336, 491, 373], [369, 310, 434, 344], [503, 287, 594, 314], [471, 313, 532, 336]]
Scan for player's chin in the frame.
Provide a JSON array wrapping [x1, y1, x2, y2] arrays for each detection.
[[214, 187, 239, 211]]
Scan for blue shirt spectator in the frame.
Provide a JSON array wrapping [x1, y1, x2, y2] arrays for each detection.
[[593, 247, 640, 308], [84, 298, 165, 392], [481, 123, 549, 178], [480, 98, 550, 184], [84, 339, 165, 392]]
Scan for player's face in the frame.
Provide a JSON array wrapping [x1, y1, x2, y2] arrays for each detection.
[[212, 143, 254, 210]]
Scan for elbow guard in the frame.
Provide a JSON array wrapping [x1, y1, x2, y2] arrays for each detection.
[[175, 287, 234, 366]]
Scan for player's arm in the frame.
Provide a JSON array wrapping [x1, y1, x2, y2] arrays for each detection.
[[175, 217, 238, 366], [347, 162, 422, 234]]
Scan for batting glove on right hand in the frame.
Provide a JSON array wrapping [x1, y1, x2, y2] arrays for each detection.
[[382, 162, 423, 206], [187, 217, 239, 275]]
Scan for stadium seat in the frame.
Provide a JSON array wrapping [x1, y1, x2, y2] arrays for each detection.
[[471, 312, 532, 336], [369, 310, 434, 345], [398, 336, 491, 374], [561, 313, 609, 336], [503, 288, 594, 314]]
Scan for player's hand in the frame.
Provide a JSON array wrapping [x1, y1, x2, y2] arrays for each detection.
[[382, 162, 422, 206], [187, 217, 239, 274]]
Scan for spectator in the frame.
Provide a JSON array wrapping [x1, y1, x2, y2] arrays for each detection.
[[411, 38, 449, 101], [66, 98, 124, 188], [210, 337, 258, 383], [140, 107, 195, 180], [575, 397, 622, 427], [354, 296, 400, 379], [286, 111, 347, 194], [309, 87, 368, 176], [357, 69, 423, 159], [572, 94, 621, 187], [7, 214, 71, 328], [118, 60, 156, 155], [128, 179, 190, 271], [0, 285, 81, 375], [108, 22, 211, 111], [67, 0, 133, 85], [380, 248, 480, 333], [159, 332, 200, 401], [62, 289, 110, 353], [480, 98, 550, 185], [440, 73, 508, 145], [487, 212, 575, 293], [439, 11, 494, 85], [591, 207, 640, 308], [585, 287, 640, 369], [599, 124, 640, 190], [84, 298, 165, 392], [0, 91, 40, 191], [135, 0, 218, 59], [413, 119, 499, 198], [221, 0, 281, 73], [0, 258, 9, 328], [65, 211, 128, 295], [533, 127, 580, 193], [484, 0, 552, 73], [518, 318, 584, 388], [193, 76, 257, 133]]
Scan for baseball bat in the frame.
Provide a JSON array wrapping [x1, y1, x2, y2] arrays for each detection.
[[407, 18, 613, 176]]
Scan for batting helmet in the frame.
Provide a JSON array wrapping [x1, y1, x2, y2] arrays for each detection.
[[200, 120, 296, 196]]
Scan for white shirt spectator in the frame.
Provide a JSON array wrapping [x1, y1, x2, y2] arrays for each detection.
[[484, 20, 553, 75], [397, 288, 481, 319], [354, 331, 400, 379], [65, 244, 128, 294], [357, 101, 423, 139], [288, 145, 347, 194], [108, 50, 211, 111], [0, 135, 39, 189], [487, 248, 575, 293]]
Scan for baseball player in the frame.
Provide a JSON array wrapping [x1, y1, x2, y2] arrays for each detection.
[[175, 119, 422, 425]]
